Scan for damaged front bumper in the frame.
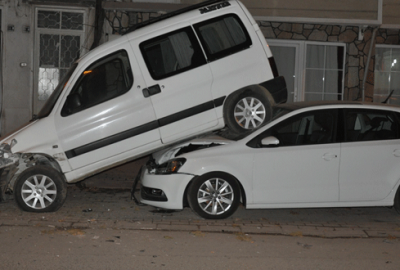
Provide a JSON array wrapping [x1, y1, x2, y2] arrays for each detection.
[[132, 167, 195, 210], [0, 141, 20, 201], [0, 144, 20, 170]]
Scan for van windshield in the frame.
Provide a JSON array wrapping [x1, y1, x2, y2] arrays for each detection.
[[36, 63, 78, 120]]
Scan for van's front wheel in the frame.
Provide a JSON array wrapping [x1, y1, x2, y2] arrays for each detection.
[[224, 87, 274, 135], [14, 166, 67, 212]]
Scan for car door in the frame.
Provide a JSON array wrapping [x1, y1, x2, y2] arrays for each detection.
[[339, 108, 400, 201], [250, 109, 340, 204], [133, 26, 218, 144], [54, 46, 160, 170]]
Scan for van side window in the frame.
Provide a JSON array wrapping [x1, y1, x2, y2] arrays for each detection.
[[140, 27, 206, 80], [194, 14, 251, 62], [344, 109, 400, 142], [61, 50, 133, 117]]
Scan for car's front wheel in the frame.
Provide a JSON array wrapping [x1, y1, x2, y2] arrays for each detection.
[[187, 172, 241, 219], [14, 166, 67, 212]]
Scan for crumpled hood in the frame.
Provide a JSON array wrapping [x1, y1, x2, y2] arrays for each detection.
[[153, 134, 231, 165]]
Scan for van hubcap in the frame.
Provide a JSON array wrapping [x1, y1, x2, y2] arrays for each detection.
[[234, 97, 266, 129]]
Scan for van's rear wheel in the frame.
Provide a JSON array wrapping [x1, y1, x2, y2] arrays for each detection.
[[14, 166, 67, 212], [224, 87, 274, 135]]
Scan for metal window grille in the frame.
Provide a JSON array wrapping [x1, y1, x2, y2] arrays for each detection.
[[36, 9, 84, 102]]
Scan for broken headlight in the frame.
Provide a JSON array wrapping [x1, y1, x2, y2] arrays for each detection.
[[154, 158, 186, 175], [0, 139, 19, 169]]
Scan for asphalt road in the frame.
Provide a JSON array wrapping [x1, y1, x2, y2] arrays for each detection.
[[0, 225, 399, 270], [0, 159, 400, 269]]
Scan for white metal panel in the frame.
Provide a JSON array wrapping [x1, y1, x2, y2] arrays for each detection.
[[129, 27, 217, 144], [339, 140, 400, 201], [252, 143, 340, 203], [54, 42, 160, 170]]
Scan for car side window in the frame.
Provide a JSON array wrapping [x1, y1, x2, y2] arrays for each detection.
[[247, 109, 337, 148], [140, 27, 206, 80], [344, 109, 400, 142], [194, 14, 252, 62], [61, 50, 133, 117]]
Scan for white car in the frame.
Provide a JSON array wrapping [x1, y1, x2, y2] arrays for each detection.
[[138, 101, 400, 219], [0, 0, 286, 212]]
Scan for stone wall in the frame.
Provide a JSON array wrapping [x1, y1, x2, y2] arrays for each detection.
[[258, 21, 400, 102]]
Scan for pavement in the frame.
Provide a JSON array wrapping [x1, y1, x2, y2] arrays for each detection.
[[1, 157, 400, 239]]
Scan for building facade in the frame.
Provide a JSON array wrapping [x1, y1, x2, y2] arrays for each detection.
[[0, 0, 399, 135]]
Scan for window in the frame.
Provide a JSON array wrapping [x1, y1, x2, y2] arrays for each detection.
[[344, 109, 400, 142], [35, 8, 85, 114], [248, 109, 337, 147], [140, 27, 206, 80], [374, 45, 400, 105], [61, 50, 133, 116], [305, 44, 345, 101], [194, 14, 251, 62], [268, 40, 345, 102]]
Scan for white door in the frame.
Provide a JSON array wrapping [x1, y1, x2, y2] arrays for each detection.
[[339, 109, 400, 201], [55, 47, 159, 170], [134, 26, 217, 144], [251, 109, 340, 203]]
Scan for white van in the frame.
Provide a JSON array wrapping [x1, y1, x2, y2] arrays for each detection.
[[0, 0, 286, 212]]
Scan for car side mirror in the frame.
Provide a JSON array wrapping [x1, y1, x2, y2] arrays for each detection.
[[261, 136, 280, 146]]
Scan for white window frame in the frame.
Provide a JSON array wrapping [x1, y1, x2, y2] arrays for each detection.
[[374, 44, 400, 104], [304, 41, 346, 102], [267, 40, 346, 102]]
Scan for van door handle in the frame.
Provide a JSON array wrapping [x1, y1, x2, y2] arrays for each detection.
[[143, 84, 161, 98], [393, 149, 400, 157], [323, 153, 338, 161]]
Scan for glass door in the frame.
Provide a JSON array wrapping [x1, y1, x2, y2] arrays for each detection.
[[268, 40, 303, 102]]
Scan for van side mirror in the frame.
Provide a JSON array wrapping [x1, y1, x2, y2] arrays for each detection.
[[261, 136, 279, 146]]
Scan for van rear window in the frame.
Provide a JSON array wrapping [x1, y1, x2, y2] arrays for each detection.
[[194, 14, 251, 62]]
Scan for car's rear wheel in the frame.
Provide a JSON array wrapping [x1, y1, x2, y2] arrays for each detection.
[[224, 86, 274, 135], [187, 172, 240, 219], [14, 166, 67, 212], [394, 186, 400, 214]]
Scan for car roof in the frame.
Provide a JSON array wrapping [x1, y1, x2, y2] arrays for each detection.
[[274, 100, 400, 112]]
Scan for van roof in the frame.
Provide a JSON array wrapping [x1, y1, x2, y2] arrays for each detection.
[[124, 0, 230, 34]]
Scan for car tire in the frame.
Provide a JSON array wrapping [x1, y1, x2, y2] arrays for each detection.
[[187, 172, 241, 219], [14, 166, 67, 212], [223, 86, 275, 135], [394, 186, 400, 214]]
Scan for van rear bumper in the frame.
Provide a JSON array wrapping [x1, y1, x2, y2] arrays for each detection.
[[260, 76, 287, 104]]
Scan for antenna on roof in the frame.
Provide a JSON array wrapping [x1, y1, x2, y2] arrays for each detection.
[[382, 90, 394, 104]]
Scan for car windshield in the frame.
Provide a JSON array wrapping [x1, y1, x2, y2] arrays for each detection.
[[219, 105, 293, 140], [36, 63, 78, 120]]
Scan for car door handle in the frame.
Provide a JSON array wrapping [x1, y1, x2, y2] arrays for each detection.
[[393, 149, 400, 157], [143, 84, 161, 98], [323, 153, 338, 161]]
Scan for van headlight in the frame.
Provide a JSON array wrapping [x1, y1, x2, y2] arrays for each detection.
[[154, 158, 186, 175]]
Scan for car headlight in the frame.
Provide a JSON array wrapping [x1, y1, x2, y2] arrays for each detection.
[[154, 158, 186, 175]]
